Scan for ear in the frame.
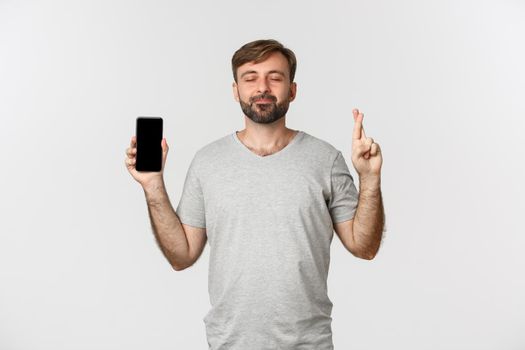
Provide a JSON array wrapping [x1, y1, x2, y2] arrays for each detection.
[[232, 81, 240, 102], [289, 82, 297, 102]]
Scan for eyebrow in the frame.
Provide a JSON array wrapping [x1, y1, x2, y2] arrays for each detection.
[[240, 70, 286, 78]]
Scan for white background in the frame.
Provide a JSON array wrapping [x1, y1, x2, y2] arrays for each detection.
[[1, 0, 524, 349]]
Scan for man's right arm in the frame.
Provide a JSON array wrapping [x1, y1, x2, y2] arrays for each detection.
[[124, 136, 205, 270], [143, 178, 191, 271]]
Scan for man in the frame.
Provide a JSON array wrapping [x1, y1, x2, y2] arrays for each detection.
[[125, 39, 385, 349]]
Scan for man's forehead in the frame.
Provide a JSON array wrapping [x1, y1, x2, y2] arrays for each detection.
[[238, 53, 289, 76]]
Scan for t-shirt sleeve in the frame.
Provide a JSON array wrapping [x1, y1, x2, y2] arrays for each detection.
[[328, 151, 359, 224], [175, 155, 206, 229]]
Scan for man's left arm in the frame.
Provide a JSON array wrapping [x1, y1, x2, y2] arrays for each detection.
[[349, 108, 385, 259]]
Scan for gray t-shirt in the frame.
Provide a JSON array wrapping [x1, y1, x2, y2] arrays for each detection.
[[175, 130, 359, 350]]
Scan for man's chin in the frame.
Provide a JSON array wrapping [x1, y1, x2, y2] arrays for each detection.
[[240, 100, 288, 124], [251, 106, 273, 116], [250, 113, 285, 124]]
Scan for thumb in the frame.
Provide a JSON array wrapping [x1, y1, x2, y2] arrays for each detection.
[[160, 138, 169, 171], [161, 138, 169, 162], [162, 138, 169, 153]]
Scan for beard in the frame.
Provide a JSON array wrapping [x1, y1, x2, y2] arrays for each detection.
[[239, 92, 290, 125]]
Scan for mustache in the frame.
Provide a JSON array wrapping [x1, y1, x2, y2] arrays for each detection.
[[250, 93, 277, 104]]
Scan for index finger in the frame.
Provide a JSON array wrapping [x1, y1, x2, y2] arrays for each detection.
[[130, 136, 136, 146], [353, 109, 362, 140]]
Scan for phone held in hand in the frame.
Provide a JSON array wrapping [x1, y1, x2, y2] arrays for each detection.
[[135, 116, 163, 172]]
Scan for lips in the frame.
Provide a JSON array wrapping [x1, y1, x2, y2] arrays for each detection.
[[255, 99, 273, 104]]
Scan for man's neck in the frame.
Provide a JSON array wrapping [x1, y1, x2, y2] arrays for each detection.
[[236, 127, 298, 157]]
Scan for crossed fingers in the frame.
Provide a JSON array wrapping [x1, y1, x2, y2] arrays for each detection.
[[353, 108, 368, 140], [353, 108, 375, 159]]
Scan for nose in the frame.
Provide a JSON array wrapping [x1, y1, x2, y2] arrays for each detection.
[[257, 77, 270, 94]]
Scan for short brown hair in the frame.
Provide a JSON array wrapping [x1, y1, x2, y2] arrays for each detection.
[[231, 39, 297, 83]]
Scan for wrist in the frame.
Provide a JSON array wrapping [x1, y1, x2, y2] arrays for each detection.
[[359, 175, 381, 191], [143, 177, 166, 194]]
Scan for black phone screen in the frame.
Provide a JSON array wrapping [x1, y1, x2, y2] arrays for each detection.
[[135, 117, 163, 172]]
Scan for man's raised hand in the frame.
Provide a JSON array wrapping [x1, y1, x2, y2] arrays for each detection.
[[351, 108, 383, 180], [125, 136, 169, 189]]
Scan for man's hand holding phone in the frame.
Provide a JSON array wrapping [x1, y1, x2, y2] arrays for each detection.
[[125, 135, 169, 189]]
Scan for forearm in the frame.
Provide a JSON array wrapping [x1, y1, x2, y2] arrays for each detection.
[[143, 179, 190, 270], [353, 176, 385, 259]]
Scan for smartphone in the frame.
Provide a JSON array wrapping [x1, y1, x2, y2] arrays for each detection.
[[135, 117, 163, 172]]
